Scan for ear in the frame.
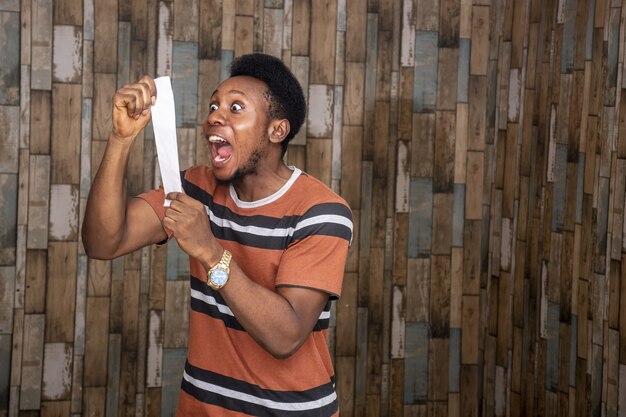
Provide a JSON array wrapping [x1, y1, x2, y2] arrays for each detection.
[[267, 119, 290, 144]]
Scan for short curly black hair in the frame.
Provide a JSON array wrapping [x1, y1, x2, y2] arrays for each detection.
[[230, 53, 306, 155]]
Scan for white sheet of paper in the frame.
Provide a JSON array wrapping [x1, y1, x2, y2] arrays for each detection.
[[152, 76, 182, 206]]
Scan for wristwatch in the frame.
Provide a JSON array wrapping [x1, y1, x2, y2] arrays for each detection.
[[207, 249, 232, 290]]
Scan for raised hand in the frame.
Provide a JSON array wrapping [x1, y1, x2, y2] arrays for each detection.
[[111, 75, 157, 143]]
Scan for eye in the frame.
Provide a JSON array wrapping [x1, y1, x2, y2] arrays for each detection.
[[231, 103, 243, 111], [209, 103, 219, 112]]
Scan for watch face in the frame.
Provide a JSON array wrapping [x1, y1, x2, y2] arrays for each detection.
[[210, 269, 228, 287]]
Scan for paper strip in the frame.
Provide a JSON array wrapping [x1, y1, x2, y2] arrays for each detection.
[[152, 76, 182, 206]]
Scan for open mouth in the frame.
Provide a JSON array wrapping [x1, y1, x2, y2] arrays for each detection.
[[208, 135, 234, 165]]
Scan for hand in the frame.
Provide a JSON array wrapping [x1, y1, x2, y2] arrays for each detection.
[[111, 75, 157, 143], [164, 192, 223, 268]]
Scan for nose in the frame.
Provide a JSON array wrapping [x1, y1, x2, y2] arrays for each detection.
[[206, 106, 224, 126]]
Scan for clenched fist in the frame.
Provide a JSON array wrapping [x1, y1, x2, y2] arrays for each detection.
[[111, 75, 157, 143]]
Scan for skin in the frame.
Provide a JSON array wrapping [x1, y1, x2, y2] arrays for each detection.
[[83, 75, 329, 359]]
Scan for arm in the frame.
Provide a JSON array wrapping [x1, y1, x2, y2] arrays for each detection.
[[82, 76, 167, 259], [163, 192, 336, 359]]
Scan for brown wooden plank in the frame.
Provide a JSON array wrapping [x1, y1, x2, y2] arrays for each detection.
[[344, 62, 366, 127], [341, 126, 363, 208], [234, 15, 254, 57], [310, 0, 337, 84], [174, 0, 198, 42], [306, 138, 333, 187], [93, 0, 117, 73], [470, 6, 490, 76], [345, 0, 366, 62], [82, 387, 106, 417], [411, 113, 435, 177], [45, 242, 77, 343], [164, 280, 190, 348], [29, 90, 51, 154], [407, 258, 429, 322], [24, 250, 46, 314], [291, 0, 310, 55], [92, 73, 116, 141], [84, 296, 110, 388]]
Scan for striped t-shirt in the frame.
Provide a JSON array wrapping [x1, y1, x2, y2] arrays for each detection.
[[138, 166, 353, 416]]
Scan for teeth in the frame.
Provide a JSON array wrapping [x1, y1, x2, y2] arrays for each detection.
[[214, 155, 228, 162], [208, 135, 228, 143]]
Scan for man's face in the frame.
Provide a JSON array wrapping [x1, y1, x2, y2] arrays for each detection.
[[203, 75, 272, 182]]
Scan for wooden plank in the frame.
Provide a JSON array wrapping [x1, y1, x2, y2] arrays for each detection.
[[408, 177, 432, 257], [0, 106, 18, 174], [400, 0, 415, 66], [289, 55, 309, 146], [262, 7, 283, 58], [146, 309, 163, 387], [336, 272, 358, 357], [432, 193, 453, 255], [428, 338, 449, 401], [310, 0, 337, 84], [373, 101, 390, 178], [307, 84, 334, 138], [45, 242, 77, 343], [221, 0, 235, 51], [42, 343, 73, 400], [20, 314, 45, 410], [30, 90, 51, 155], [0, 267, 14, 334], [0, 175, 17, 265], [164, 281, 190, 348], [49, 184, 79, 241], [131, 0, 148, 40], [470, 6, 490, 76], [161, 348, 186, 416], [52, 25, 82, 83], [234, 15, 254, 57], [0, 11, 19, 105], [199, 0, 221, 59], [411, 113, 435, 177], [93, 0, 117, 73], [343, 62, 365, 127], [341, 126, 363, 208], [51, 83, 81, 184], [336, 356, 355, 416], [467, 75, 486, 151], [406, 258, 429, 323], [345, 0, 366, 62], [430, 255, 451, 336], [92, 73, 116, 141], [122, 269, 140, 351], [84, 296, 109, 386], [174, 0, 198, 42], [83, 387, 106, 417], [105, 333, 121, 417], [172, 41, 198, 128], [291, 0, 310, 55], [31, 0, 52, 90], [390, 284, 405, 359], [331, 85, 344, 185], [25, 250, 47, 314], [156, 1, 173, 76], [434, 111, 455, 193], [27, 155, 50, 249], [415, 0, 438, 31], [412, 31, 438, 112], [117, 21, 131, 88], [440, 0, 460, 47], [306, 138, 333, 187], [404, 323, 428, 403]]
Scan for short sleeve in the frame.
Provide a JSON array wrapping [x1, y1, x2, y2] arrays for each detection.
[[135, 186, 173, 240]]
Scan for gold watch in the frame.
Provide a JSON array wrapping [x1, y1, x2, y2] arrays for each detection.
[[206, 249, 232, 290]]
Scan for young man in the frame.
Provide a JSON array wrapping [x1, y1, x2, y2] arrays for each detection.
[[82, 53, 353, 416]]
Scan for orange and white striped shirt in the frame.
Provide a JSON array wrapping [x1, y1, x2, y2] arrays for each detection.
[[138, 166, 353, 416]]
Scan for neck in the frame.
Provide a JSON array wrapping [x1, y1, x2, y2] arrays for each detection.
[[231, 160, 293, 202]]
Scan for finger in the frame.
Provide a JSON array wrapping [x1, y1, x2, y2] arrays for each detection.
[[137, 80, 153, 115], [140, 75, 157, 106]]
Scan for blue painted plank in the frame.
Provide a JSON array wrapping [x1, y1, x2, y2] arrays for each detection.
[[166, 238, 190, 281], [404, 322, 429, 404], [545, 302, 560, 391], [551, 144, 567, 232], [172, 41, 199, 128], [452, 183, 465, 247], [413, 31, 438, 112], [162, 348, 187, 417], [448, 327, 460, 392], [408, 177, 433, 257], [560, 0, 577, 73], [220, 49, 234, 82], [0, 11, 19, 105], [457, 38, 470, 103]]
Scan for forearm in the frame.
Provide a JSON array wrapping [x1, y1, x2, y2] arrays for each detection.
[[82, 134, 135, 257], [218, 261, 326, 359]]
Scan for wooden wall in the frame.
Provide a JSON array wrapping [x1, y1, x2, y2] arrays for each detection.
[[2, 0, 626, 416]]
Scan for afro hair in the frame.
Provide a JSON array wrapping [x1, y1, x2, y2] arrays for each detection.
[[229, 53, 306, 155]]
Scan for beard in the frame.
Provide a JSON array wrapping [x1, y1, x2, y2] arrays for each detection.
[[215, 130, 269, 185]]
